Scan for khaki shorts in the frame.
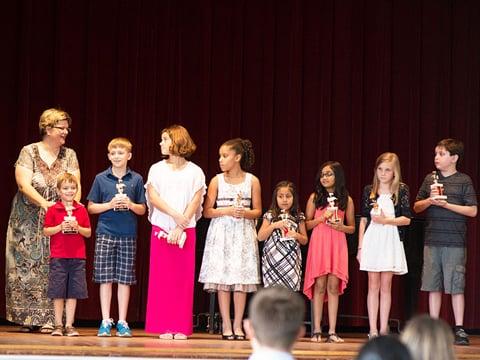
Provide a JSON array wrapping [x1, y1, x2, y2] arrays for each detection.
[[421, 246, 466, 294]]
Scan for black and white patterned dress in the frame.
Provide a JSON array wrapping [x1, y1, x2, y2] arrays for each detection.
[[261, 211, 305, 291], [199, 173, 260, 292]]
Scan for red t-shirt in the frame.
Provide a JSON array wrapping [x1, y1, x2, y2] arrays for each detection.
[[44, 201, 91, 259]]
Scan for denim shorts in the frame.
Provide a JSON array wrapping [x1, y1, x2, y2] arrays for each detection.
[[93, 234, 137, 285], [421, 245, 466, 294], [48, 258, 88, 299]]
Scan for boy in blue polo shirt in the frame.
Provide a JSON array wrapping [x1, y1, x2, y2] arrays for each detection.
[[87, 137, 146, 337]]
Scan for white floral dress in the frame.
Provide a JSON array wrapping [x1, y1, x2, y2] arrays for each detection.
[[199, 173, 260, 292]]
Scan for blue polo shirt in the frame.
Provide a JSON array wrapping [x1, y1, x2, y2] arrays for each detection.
[[87, 167, 146, 237]]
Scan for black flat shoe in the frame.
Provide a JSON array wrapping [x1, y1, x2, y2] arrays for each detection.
[[234, 332, 245, 340], [222, 333, 235, 340], [311, 332, 322, 342], [19, 326, 35, 333]]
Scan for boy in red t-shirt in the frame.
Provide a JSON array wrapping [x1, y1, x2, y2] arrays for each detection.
[[44, 172, 91, 336]]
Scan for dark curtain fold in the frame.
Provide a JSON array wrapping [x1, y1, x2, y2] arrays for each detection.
[[1, 0, 479, 327]]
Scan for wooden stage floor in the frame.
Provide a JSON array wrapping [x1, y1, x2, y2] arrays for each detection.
[[0, 326, 479, 359]]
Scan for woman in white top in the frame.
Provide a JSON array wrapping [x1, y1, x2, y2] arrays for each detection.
[[144, 125, 206, 340]]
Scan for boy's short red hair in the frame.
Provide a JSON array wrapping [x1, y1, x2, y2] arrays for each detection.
[[56, 172, 78, 189]]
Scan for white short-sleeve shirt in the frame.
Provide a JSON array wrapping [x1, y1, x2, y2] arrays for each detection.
[[145, 160, 206, 231]]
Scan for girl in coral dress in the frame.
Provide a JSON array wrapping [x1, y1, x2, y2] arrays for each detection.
[[303, 161, 355, 343]]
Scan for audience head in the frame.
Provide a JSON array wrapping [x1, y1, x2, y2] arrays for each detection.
[[245, 286, 305, 352], [356, 335, 412, 360], [400, 315, 456, 360]]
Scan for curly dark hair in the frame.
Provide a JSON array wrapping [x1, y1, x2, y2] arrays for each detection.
[[313, 161, 349, 211], [223, 138, 255, 171]]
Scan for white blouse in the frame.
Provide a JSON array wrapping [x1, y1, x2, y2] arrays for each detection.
[[145, 160, 206, 231]]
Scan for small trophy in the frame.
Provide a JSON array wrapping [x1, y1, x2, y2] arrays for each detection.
[[430, 171, 447, 200], [62, 204, 78, 234], [370, 198, 381, 216], [114, 179, 129, 211], [279, 209, 297, 241], [327, 193, 340, 223], [233, 191, 243, 209]]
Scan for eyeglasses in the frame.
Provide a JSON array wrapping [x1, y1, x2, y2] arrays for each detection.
[[52, 126, 72, 133], [320, 172, 334, 178]]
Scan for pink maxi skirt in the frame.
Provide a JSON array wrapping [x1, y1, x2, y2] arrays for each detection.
[[145, 225, 196, 335]]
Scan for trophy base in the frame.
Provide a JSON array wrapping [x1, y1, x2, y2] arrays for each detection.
[[62, 230, 79, 234], [432, 195, 447, 200], [114, 207, 129, 211]]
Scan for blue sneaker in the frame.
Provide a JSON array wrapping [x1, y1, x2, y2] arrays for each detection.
[[97, 318, 114, 337], [116, 320, 132, 337]]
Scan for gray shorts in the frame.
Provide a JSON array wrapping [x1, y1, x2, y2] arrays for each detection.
[[421, 245, 466, 294]]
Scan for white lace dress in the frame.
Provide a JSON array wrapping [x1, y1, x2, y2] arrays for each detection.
[[360, 194, 408, 274], [198, 173, 260, 292]]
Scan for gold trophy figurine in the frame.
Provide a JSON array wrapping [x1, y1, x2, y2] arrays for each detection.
[[370, 198, 381, 216], [234, 191, 243, 209]]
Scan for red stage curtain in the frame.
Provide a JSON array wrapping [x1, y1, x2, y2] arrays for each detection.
[[0, 0, 479, 328]]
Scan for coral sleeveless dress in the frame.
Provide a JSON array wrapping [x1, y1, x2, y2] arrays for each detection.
[[303, 207, 349, 300]]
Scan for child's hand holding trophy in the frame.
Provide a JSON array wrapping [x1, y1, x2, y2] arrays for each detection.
[[430, 171, 447, 200], [62, 204, 78, 234], [114, 179, 129, 211], [326, 193, 340, 223]]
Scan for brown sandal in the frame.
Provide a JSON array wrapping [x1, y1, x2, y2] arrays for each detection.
[[40, 324, 54, 334], [51, 325, 64, 336]]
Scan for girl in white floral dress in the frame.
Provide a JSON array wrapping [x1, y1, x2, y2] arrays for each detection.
[[199, 138, 262, 340]]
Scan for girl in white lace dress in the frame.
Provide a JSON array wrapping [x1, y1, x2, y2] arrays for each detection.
[[357, 152, 411, 338], [199, 138, 262, 340]]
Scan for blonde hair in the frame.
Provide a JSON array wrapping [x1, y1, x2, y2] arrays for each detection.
[[370, 152, 402, 205], [400, 315, 456, 360], [162, 124, 196, 158], [39, 108, 72, 137], [108, 137, 132, 152], [56, 172, 79, 190]]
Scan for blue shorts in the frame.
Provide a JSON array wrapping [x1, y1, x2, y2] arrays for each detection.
[[93, 234, 137, 285], [48, 258, 88, 299]]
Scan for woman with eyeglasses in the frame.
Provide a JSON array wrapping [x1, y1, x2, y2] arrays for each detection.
[[5, 108, 81, 333]]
